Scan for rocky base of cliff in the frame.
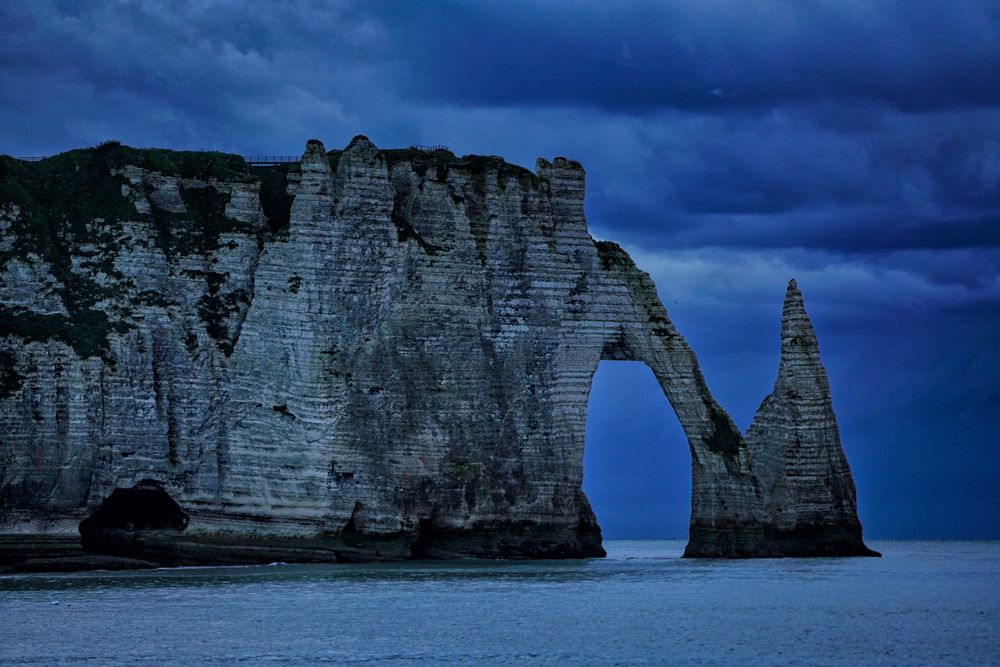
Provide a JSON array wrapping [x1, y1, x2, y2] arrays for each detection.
[[81, 520, 605, 566], [0, 519, 605, 572], [0, 535, 155, 573], [684, 522, 881, 558]]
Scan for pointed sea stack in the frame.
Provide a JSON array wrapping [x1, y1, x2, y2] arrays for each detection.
[[744, 280, 879, 556]]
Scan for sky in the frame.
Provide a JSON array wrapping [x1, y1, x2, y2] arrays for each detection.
[[1, 0, 998, 539]]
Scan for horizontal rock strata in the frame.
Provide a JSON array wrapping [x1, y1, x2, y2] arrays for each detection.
[[0, 139, 875, 566]]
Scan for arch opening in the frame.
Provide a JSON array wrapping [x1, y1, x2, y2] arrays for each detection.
[[583, 361, 691, 542]]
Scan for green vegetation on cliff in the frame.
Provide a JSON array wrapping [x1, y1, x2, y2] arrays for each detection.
[[148, 184, 248, 258], [380, 147, 542, 190], [255, 163, 294, 233], [0, 144, 137, 361], [0, 350, 22, 399], [0, 143, 281, 362], [0, 141, 543, 365]]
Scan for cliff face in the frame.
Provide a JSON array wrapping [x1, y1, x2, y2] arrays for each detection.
[[0, 138, 876, 564]]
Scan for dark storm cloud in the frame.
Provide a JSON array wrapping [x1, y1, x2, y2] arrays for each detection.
[[0, 0, 392, 154], [372, 1, 1000, 113], [575, 104, 1000, 258], [596, 204, 1000, 253]]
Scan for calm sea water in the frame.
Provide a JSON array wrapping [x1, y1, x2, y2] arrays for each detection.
[[1, 540, 998, 665]]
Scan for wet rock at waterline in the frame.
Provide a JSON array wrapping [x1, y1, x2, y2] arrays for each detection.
[[0, 138, 876, 566]]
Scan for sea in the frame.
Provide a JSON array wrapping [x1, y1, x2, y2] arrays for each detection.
[[1, 540, 997, 665]]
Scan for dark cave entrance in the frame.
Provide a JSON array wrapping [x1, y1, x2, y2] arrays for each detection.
[[79, 480, 189, 537], [583, 361, 691, 540]]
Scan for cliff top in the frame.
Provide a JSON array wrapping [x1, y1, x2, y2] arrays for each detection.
[[1, 138, 569, 190], [0, 139, 586, 362]]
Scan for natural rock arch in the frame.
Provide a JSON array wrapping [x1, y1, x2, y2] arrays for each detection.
[[0, 137, 876, 562], [581, 254, 876, 556]]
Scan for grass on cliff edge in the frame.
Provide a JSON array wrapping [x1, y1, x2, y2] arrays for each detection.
[[0, 142, 290, 362], [0, 143, 146, 361], [379, 147, 542, 190]]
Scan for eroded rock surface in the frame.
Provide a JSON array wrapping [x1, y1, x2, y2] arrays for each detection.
[[0, 139, 875, 564], [735, 280, 878, 556]]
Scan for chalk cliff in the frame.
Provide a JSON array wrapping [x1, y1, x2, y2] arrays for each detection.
[[0, 138, 876, 565]]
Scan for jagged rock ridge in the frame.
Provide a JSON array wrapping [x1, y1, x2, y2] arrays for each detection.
[[0, 138, 876, 566]]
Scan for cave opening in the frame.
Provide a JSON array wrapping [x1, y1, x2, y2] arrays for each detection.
[[583, 361, 691, 541], [79, 480, 189, 537]]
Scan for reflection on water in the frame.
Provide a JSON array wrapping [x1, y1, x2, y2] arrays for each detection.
[[2, 540, 998, 665]]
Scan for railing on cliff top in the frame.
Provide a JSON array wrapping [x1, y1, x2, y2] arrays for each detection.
[[242, 155, 298, 166]]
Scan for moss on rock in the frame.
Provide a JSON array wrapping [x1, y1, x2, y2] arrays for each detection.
[[0, 350, 23, 399]]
